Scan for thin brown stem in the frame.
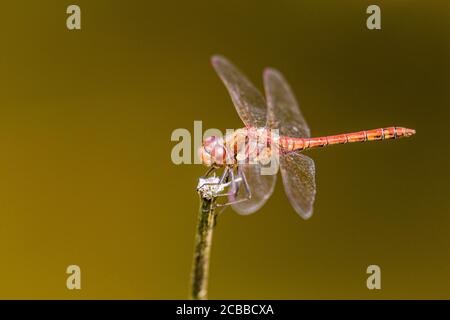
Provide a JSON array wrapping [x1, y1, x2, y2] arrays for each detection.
[[190, 196, 217, 300]]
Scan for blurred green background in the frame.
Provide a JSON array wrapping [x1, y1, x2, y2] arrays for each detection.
[[0, 0, 448, 299]]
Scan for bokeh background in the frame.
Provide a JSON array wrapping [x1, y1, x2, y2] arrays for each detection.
[[0, 0, 448, 299]]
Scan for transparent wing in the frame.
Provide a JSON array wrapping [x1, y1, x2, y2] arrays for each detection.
[[212, 55, 267, 128], [264, 68, 311, 138], [279, 152, 316, 219], [231, 164, 277, 215]]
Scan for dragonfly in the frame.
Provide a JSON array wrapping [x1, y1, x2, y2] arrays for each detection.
[[198, 55, 415, 219]]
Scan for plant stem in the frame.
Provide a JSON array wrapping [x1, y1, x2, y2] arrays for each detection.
[[190, 196, 216, 300]]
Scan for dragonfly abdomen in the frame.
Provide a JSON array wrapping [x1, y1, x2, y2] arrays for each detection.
[[280, 127, 416, 152]]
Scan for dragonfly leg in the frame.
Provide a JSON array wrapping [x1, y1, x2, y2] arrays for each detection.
[[215, 196, 249, 207], [196, 167, 220, 191], [198, 166, 251, 211], [213, 167, 241, 197], [218, 166, 230, 184], [229, 167, 241, 199], [198, 166, 238, 198], [204, 167, 216, 178], [215, 166, 252, 207], [239, 166, 252, 200]]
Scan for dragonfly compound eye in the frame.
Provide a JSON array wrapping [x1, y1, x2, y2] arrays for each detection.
[[200, 136, 227, 166]]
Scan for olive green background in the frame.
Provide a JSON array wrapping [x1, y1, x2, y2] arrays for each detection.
[[0, 0, 448, 299]]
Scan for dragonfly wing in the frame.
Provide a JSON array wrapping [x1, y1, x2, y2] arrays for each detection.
[[264, 68, 311, 138], [231, 164, 277, 215], [279, 152, 316, 219], [212, 55, 267, 128]]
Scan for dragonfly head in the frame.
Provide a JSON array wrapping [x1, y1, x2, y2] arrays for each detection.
[[199, 136, 228, 167]]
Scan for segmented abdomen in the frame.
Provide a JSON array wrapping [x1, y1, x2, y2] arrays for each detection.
[[279, 127, 415, 152]]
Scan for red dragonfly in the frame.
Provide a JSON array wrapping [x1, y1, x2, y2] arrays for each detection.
[[198, 55, 415, 219]]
